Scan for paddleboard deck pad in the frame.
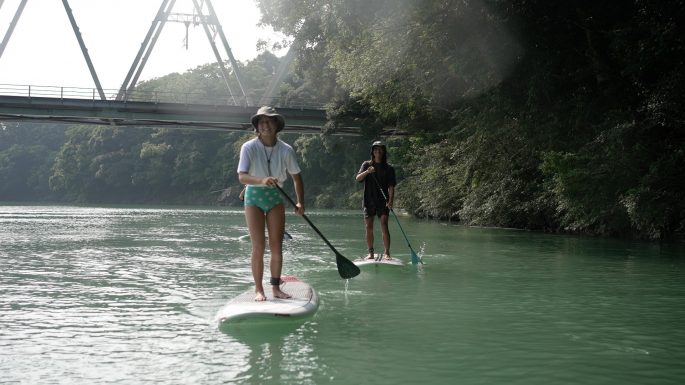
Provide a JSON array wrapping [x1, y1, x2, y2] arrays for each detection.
[[216, 276, 318, 325], [354, 254, 405, 267]]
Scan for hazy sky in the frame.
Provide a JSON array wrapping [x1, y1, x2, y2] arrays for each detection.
[[0, 0, 286, 90]]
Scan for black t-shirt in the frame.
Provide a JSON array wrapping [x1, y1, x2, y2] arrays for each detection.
[[358, 161, 396, 209]]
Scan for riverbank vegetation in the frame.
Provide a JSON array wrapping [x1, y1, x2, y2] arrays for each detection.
[[1, 0, 683, 240]]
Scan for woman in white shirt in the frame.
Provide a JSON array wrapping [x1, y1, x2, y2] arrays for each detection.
[[237, 106, 305, 301]]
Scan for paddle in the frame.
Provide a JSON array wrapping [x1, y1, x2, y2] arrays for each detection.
[[274, 184, 360, 279], [370, 173, 423, 265]]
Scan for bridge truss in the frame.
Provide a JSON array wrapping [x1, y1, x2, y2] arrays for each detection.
[[1, 0, 249, 104], [0, 1, 409, 137]]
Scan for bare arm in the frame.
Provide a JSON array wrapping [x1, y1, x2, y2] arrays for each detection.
[[387, 185, 395, 209], [291, 173, 305, 215], [355, 165, 375, 182], [239, 172, 277, 186]]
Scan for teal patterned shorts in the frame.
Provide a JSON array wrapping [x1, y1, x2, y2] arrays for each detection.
[[244, 185, 283, 213]]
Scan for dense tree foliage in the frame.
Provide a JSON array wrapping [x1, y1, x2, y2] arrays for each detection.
[[1, 0, 683, 240], [255, 0, 685, 239], [0, 122, 65, 201]]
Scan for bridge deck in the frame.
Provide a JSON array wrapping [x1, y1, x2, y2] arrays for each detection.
[[0, 84, 408, 136], [0, 94, 333, 133]]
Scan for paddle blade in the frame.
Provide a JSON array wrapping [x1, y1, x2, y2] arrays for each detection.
[[410, 249, 423, 265], [336, 252, 361, 279]]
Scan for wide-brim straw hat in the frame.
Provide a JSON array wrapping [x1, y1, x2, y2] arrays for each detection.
[[251, 106, 285, 132]]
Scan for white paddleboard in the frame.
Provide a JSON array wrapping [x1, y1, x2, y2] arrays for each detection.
[[354, 254, 405, 267], [215, 276, 318, 325]]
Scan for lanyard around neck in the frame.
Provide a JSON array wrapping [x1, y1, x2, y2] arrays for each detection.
[[262, 141, 276, 176]]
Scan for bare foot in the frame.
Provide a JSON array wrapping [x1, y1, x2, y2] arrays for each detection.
[[366, 253, 375, 260], [272, 287, 291, 299], [254, 291, 267, 301], [383, 254, 392, 260]]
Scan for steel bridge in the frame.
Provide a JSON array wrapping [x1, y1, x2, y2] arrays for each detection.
[[0, 0, 407, 136], [0, 83, 379, 135]]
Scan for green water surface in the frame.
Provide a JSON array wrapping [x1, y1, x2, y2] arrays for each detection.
[[1, 205, 684, 385]]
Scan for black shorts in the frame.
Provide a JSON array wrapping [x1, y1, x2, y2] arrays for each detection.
[[363, 206, 389, 219]]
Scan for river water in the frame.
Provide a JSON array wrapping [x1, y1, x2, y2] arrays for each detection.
[[1, 205, 684, 385]]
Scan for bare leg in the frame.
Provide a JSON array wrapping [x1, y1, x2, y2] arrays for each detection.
[[266, 203, 291, 299], [364, 216, 375, 258], [380, 214, 391, 259], [245, 205, 267, 301]]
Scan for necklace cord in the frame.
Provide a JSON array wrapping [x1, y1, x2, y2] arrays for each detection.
[[262, 141, 275, 176]]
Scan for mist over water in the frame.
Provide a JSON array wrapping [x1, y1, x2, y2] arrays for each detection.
[[1, 205, 684, 385]]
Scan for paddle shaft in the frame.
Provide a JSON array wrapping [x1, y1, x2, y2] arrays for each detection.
[[274, 184, 341, 254]]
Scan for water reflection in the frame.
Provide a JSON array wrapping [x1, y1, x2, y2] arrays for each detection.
[[222, 322, 319, 384]]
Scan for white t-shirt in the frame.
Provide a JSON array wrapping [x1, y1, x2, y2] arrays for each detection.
[[237, 138, 301, 185]]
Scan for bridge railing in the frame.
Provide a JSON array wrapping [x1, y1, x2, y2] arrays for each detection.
[[0, 83, 326, 110]]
